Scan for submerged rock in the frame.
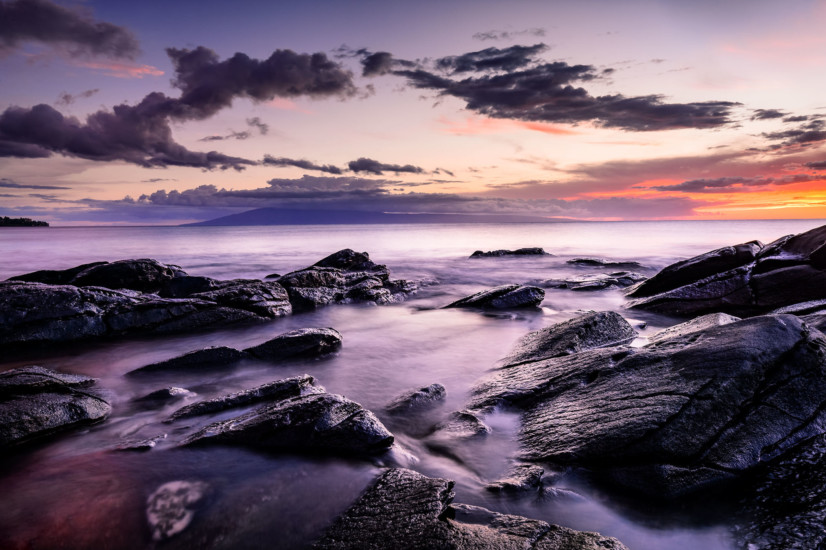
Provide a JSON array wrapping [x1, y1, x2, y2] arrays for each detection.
[[467, 314, 826, 498], [470, 248, 549, 258], [314, 468, 628, 549], [134, 387, 195, 407], [146, 480, 210, 541], [567, 258, 643, 268], [244, 327, 342, 361], [542, 272, 646, 291], [444, 284, 545, 310], [385, 383, 447, 415], [0, 366, 111, 449], [127, 346, 250, 376]]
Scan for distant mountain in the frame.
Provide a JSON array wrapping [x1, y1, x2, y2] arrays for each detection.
[[183, 208, 564, 226]]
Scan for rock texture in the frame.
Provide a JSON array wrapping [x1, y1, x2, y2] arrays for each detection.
[[466, 314, 826, 498], [542, 272, 646, 291], [628, 225, 826, 316], [128, 346, 249, 376], [276, 249, 417, 311], [444, 284, 544, 310], [385, 383, 447, 415], [470, 248, 549, 258], [0, 366, 111, 449], [314, 468, 627, 549], [486, 464, 545, 494], [566, 258, 643, 268]]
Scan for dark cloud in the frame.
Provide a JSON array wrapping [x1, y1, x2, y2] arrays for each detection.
[[751, 109, 786, 120], [56, 89, 99, 106], [435, 44, 548, 74], [362, 51, 394, 77], [246, 117, 269, 135], [806, 161, 826, 170], [472, 28, 546, 41], [783, 115, 810, 123], [141, 178, 177, 183], [0, 0, 140, 59], [763, 119, 826, 148], [651, 174, 823, 193], [262, 155, 343, 175], [0, 177, 69, 190], [0, 46, 356, 170], [198, 130, 251, 142], [348, 157, 424, 175]]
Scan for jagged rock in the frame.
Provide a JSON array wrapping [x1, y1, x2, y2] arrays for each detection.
[[648, 312, 740, 343], [0, 366, 111, 449], [444, 284, 544, 310], [244, 328, 342, 361], [467, 314, 826, 498], [184, 392, 394, 455], [127, 346, 250, 376], [499, 311, 637, 367], [470, 248, 549, 258], [276, 249, 416, 311], [486, 464, 545, 494], [385, 383, 447, 415], [146, 480, 210, 541], [567, 258, 643, 268], [188, 279, 291, 318], [8, 258, 187, 293], [314, 468, 628, 549], [542, 272, 646, 291], [7, 261, 107, 285], [167, 375, 325, 421]]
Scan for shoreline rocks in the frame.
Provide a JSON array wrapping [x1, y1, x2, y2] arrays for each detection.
[[444, 284, 545, 310], [470, 247, 549, 258]]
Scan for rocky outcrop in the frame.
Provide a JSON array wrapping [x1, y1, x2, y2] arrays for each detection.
[[9, 258, 184, 292], [0, 366, 111, 449], [470, 248, 549, 258], [542, 272, 646, 291], [499, 311, 637, 367], [385, 383, 446, 415], [314, 468, 628, 549], [485, 464, 545, 494], [276, 249, 417, 311], [444, 284, 545, 310], [129, 346, 249, 376], [183, 392, 394, 456], [567, 258, 643, 268], [628, 225, 826, 316], [466, 314, 826, 498]]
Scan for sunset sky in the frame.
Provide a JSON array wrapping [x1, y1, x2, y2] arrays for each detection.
[[2, 0, 826, 224]]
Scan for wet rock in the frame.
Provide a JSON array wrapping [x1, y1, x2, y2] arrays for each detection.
[[486, 464, 545, 494], [467, 315, 826, 498], [567, 258, 643, 268], [385, 383, 447, 415], [7, 260, 107, 285], [127, 346, 250, 376], [159, 275, 220, 298], [188, 279, 291, 318], [499, 311, 637, 367], [244, 327, 342, 361], [431, 410, 491, 441], [648, 312, 740, 343], [0, 366, 111, 449], [134, 387, 195, 407], [444, 284, 544, 310], [184, 392, 394, 455], [167, 375, 324, 421], [116, 434, 167, 452], [470, 248, 549, 258], [314, 468, 628, 550], [277, 249, 416, 311], [146, 480, 210, 541], [542, 272, 646, 291]]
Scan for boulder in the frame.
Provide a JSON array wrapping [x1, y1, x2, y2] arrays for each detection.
[[184, 392, 394, 456], [314, 468, 628, 550], [647, 312, 740, 343], [7, 261, 107, 285], [9, 258, 187, 293], [467, 314, 826, 498], [0, 366, 111, 449], [133, 387, 195, 407], [567, 258, 643, 268], [244, 328, 342, 361], [444, 284, 544, 310], [470, 248, 548, 258], [127, 346, 250, 376], [542, 272, 646, 291], [385, 383, 447, 415], [485, 464, 545, 494], [187, 279, 291, 318], [499, 311, 637, 367]]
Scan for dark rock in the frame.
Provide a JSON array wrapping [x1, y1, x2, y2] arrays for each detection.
[[542, 272, 646, 291], [567, 258, 643, 268], [444, 284, 544, 310], [146, 480, 210, 541], [467, 315, 826, 498], [116, 434, 167, 452], [167, 375, 324, 421], [70, 259, 187, 293], [385, 383, 447, 415], [188, 279, 291, 318], [244, 327, 343, 361], [159, 275, 220, 298], [647, 312, 740, 343], [127, 346, 250, 376], [7, 261, 107, 285], [264, 273, 280, 279], [499, 311, 637, 367], [184, 392, 394, 455], [486, 464, 545, 494], [0, 366, 111, 449], [470, 248, 549, 258], [134, 387, 195, 406], [314, 468, 628, 550]]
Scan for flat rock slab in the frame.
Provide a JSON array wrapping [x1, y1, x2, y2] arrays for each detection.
[[314, 468, 627, 549], [0, 366, 111, 449], [470, 248, 549, 258], [445, 284, 545, 310], [244, 327, 342, 361], [542, 272, 646, 291], [468, 314, 826, 498], [566, 258, 643, 269], [128, 346, 249, 376]]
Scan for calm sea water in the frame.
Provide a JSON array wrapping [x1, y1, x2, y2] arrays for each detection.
[[1, 219, 823, 549]]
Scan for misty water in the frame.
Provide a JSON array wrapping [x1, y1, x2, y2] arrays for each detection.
[[1, 219, 823, 549]]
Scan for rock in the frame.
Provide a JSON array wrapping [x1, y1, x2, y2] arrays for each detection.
[[470, 248, 549, 258], [0, 366, 111, 449], [444, 284, 544, 310], [648, 312, 740, 343], [146, 480, 210, 541], [159, 275, 220, 298], [127, 346, 250, 376], [314, 468, 628, 550], [264, 273, 280, 279], [385, 383, 447, 415], [188, 279, 291, 318], [184, 392, 394, 456], [244, 328, 342, 361], [116, 433, 167, 452], [277, 249, 416, 311], [466, 315, 826, 498], [167, 375, 325, 421], [542, 272, 646, 291], [486, 464, 545, 494], [7, 261, 107, 285], [134, 387, 195, 407], [499, 311, 637, 367], [567, 258, 643, 268]]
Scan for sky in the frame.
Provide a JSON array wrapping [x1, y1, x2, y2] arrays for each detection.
[[2, 0, 826, 225]]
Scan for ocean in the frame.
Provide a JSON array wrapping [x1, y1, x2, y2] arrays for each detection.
[[1, 219, 823, 549]]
